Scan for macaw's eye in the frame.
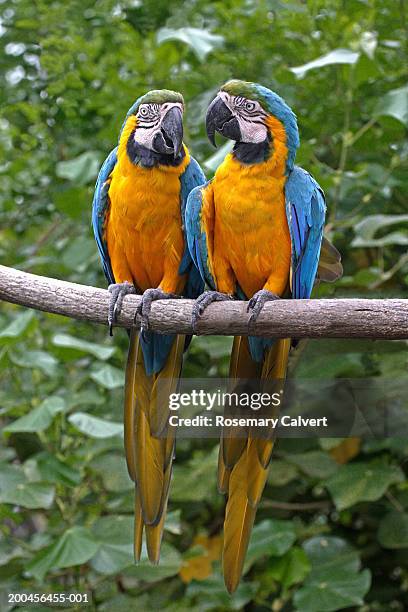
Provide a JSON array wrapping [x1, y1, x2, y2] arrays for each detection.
[[139, 107, 149, 117], [245, 101, 256, 112]]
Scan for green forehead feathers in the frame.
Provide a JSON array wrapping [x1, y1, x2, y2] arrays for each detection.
[[138, 89, 184, 107], [221, 79, 264, 104]]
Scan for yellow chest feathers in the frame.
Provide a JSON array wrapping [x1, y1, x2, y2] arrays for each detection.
[[211, 145, 292, 297], [213, 152, 288, 232], [108, 116, 190, 230]]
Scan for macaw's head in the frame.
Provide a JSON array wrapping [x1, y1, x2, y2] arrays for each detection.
[[206, 80, 299, 172], [121, 89, 185, 167]]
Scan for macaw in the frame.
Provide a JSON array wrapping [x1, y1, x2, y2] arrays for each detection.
[[92, 89, 205, 563], [185, 80, 342, 592]]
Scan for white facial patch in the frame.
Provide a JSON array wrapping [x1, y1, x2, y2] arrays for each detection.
[[219, 91, 268, 144], [133, 102, 183, 150]]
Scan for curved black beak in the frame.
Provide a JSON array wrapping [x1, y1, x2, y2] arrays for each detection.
[[206, 95, 241, 147], [161, 106, 183, 158]]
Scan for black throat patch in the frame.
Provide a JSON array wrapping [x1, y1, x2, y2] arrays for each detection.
[[232, 134, 271, 165], [126, 131, 186, 168]]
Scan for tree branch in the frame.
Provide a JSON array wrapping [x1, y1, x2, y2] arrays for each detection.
[[0, 264, 407, 339]]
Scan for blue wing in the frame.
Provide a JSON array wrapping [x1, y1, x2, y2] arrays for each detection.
[[185, 181, 217, 291], [179, 156, 207, 298], [285, 166, 326, 299], [92, 147, 117, 285], [250, 167, 325, 362]]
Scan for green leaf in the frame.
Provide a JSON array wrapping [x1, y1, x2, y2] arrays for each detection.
[[244, 519, 296, 573], [0, 464, 27, 489], [359, 31, 377, 59], [268, 546, 311, 590], [123, 542, 182, 582], [90, 364, 125, 389], [3, 396, 65, 433], [294, 536, 371, 612], [68, 412, 123, 438], [352, 230, 408, 248], [375, 85, 408, 127], [186, 573, 258, 610], [352, 214, 408, 248], [26, 526, 100, 581], [268, 460, 298, 486], [98, 594, 145, 612], [66, 389, 104, 409], [290, 49, 359, 78], [165, 509, 182, 535], [0, 311, 35, 342], [286, 451, 338, 479], [157, 27, 224, 61], [61, 236, 97, 272], [91, 516, 134, 574], [24, 452, 81, 487], [294, 568, 371, 612], [90, 453, 132, 491], [378, 511, 408, 549], [52, 333, 116, 360], [192, 335, 234, 359], [56, 151, 101, 185], [53, 185, 89, 219], [303, 536, 360, 574], [0, 481, 55, 509], [0, 537, 25, 565], [172, 447, 218, 502], [9, 349, 58, 376], [326, 461, 404, 510], [91, 511, 182, 576]]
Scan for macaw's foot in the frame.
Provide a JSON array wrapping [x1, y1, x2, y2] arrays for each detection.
[[136, 288, 180, 337], [108, 282, 136, 336], [247, 289, 280, 327], [192, 291, 234, 333]]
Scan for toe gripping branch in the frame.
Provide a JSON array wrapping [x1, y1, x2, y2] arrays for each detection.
[[135, 288, 181, 339], [108, 284, 279, 337], [247, 289, 280, 326], [108, 282, 136, 336], [192, 291, 234, 333]]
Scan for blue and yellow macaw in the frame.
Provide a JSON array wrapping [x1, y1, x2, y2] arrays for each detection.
[[186, 80, 342, 592], [92, 89, 205, 562]]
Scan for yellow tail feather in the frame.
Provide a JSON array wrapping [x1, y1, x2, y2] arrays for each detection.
[[134, 487, 143, 562], [124, 330, 184, 563], [223, 451, 257, 594], [221, 336, 291, 593]]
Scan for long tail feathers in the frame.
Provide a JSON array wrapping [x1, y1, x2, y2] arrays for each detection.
[[124, 330, 184, 564], [221, 336, 291, 593]]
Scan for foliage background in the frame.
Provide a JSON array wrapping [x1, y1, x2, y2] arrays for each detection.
[[0, 0, 407, 610]]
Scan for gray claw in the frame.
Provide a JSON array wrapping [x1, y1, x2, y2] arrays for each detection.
[[108, 282, 136, 336], [135, 288, 180, 335], [247, 289, 280, 327], [192, 291, 233, 334]]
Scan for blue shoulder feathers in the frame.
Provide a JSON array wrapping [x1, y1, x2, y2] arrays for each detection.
[[285, 166, 326, 300], [92, 147, 117, 286]]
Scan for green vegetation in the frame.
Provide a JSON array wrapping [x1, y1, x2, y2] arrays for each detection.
[[0, 1, 407, 610]]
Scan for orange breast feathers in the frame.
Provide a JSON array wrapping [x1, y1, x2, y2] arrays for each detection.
[[208, 115, 292, 298], [104, 115, 190, 294]]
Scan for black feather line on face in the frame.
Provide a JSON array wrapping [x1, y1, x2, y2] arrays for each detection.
[[232, 133, 272, 165], [126, 129, 185, 168]]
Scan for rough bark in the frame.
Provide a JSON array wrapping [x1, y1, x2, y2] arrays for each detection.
[[0, 265, 407, 339]]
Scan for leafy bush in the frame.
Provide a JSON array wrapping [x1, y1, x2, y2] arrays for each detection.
[[0, 1, 407, 610]]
